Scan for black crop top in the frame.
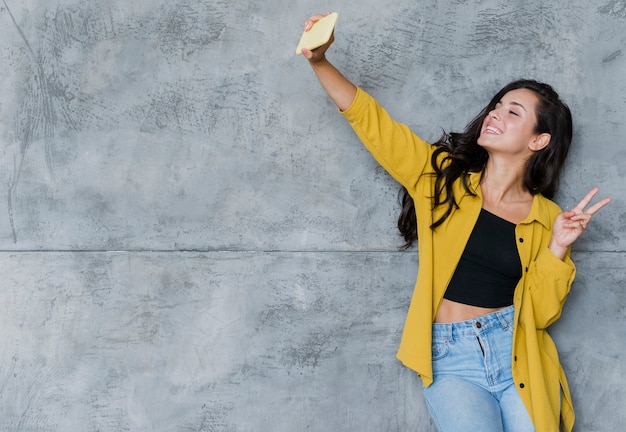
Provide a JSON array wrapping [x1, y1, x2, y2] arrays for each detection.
[[444, 208, 522, 308]]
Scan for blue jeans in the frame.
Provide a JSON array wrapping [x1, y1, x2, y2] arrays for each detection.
[[423, 305, 535, 432]]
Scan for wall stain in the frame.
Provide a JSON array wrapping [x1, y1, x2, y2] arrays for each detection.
[[598, 0, 626, 18], [156, 3, 226, 60], [603, 49, 623, 63], [4, 1, 55, 242], [283, 330, 336, 369], [3, 0, 82, 243]]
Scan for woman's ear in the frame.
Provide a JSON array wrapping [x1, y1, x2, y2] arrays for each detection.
[[530, 133, 551, 151]]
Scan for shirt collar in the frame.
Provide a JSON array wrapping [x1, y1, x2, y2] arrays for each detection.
[[522, 194, 553, 228], [468, 171, 552, 229]]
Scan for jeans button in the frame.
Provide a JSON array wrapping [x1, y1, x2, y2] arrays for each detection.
[[475, 321, 482, 329]]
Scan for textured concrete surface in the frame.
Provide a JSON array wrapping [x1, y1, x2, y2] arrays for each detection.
[[0, 0, 624, 430]]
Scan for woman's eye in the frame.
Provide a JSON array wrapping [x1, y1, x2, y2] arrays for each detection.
[[509, 111, 519, 116]]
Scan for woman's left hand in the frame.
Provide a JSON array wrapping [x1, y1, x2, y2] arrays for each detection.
[[549, 187, 612, 259]]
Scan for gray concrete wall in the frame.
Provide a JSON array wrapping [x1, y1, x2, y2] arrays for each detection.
[[0, 0, 623, 430]]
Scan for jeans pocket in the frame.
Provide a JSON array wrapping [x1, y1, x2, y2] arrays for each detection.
[[432, 340, 449, 361]]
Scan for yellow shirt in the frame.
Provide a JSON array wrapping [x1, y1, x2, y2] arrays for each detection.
[[341, 87, 576, 432]]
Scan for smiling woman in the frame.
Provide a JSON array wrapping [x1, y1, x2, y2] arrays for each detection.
[[300, 11, 611, 432], [479, 89, 547, 152]]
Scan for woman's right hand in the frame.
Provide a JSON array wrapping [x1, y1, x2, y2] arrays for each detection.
[[301, 13, 335, 62]]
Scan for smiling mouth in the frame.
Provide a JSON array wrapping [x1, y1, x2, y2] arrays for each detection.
[[485, 125, 502, 135]]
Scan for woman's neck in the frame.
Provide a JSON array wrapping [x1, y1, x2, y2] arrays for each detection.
[[481, 157, 528, 202], [480, 158, 533, 223]]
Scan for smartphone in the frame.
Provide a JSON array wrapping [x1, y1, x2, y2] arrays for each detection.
[[295, 12, 339, 55]]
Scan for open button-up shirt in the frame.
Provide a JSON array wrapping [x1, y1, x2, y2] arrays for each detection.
[[341, 87, 576, 431]]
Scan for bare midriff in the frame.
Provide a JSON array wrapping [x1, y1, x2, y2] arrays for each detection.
[[434, 298, 508, 323]]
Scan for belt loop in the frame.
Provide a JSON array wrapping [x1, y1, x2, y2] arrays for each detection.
[[496, 305, 515, 330], [445, 323, 453, 342]]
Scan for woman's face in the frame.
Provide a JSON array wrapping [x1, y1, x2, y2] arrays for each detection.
[[477, 88, 547, 155]]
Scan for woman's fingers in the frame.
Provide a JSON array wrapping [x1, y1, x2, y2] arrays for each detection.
[[571, 187, 612, 215], [562, 188, 612, 234], [584, 196, 612, 216], [555, 188, 611, 237], [571, 187, 600, 213], [304, 12, 331, 31]]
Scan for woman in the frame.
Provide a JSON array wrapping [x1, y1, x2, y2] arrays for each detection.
[[300, 13, 611, 432]]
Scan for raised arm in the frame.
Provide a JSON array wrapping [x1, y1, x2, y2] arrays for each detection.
[[299, 13, 434, 191], [300, 13, 357, 111]]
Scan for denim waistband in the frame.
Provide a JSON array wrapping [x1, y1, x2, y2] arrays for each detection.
[[432, 305, 515, 340]]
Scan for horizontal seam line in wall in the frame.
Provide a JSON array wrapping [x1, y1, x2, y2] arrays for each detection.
[[0, 249, 622, 254], [0, 249, 415, 254]]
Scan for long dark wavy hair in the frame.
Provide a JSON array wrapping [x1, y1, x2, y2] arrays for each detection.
[[398, 79, 573, 249]]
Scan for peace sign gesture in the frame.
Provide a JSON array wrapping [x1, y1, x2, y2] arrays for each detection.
[[549, 187, 612, 260]]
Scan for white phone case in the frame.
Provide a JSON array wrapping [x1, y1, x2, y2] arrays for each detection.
[[295, 13, 339, 55]]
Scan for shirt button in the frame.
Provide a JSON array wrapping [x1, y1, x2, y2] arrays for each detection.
[[475, 322, 482, 329], [519, 238, 524, 243], [519, 383, 525, 389]]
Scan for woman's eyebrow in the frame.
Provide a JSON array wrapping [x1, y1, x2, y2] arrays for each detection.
[[510, 101, 527, 112], [496, 99, 527, 112]]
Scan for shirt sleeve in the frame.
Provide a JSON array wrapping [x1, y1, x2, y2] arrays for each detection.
[[525, 247, 576, 329], [340, 87, 435, 192]]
